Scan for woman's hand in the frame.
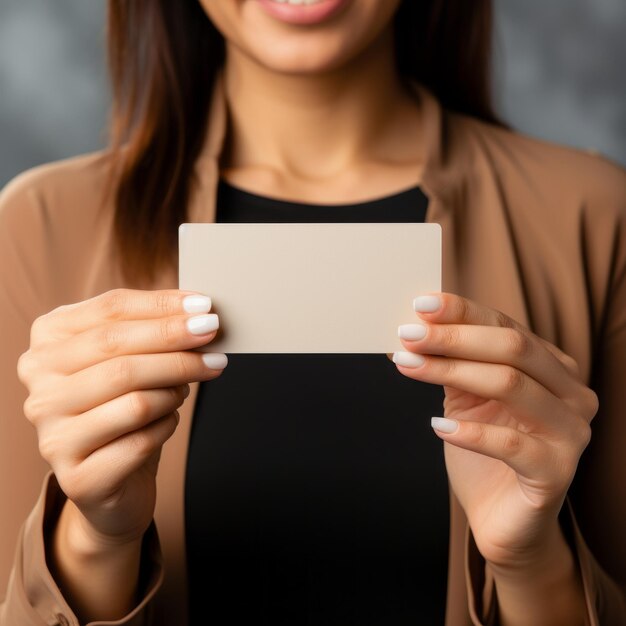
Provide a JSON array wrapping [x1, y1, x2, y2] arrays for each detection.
[[17, 288, 227, 548], [391, 292, 598, 571]]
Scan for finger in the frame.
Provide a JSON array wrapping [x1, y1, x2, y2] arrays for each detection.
[[60, 385, 190, 461], [412, 292, 520, 329], [412, 291, 584, 385], [69, 411, 180, 506], [393, 353, 582, 435], [40, 350, 227, 416], [536, 338, 582, 379], [398, 323, 581, 401], [430, 417, 545, 479], [31, 288, 212, 345], [36, 312, 220, 375]]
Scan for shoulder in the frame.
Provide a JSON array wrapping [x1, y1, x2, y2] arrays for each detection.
[[0, 150, 112, 232], [447, 111, 626, 221], [0, 151, 116, 309]]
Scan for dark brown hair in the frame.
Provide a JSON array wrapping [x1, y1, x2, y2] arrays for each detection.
[[106, 0, 498, 286]]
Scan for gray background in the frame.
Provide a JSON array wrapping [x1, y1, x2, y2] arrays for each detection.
[[0, 0, 624, 187]]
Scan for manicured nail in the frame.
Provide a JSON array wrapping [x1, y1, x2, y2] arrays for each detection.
[[183, 294, 212, 314], [202, 352, 228, 370], [431, 417, 458, 433], [398, 323, 427, 341], [187, 313, 219, 335], [413, 295, 441, 313], [392, 351, 425, 368]]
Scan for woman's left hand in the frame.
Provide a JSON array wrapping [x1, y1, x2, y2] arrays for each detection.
[[391, 292, 599, 571]]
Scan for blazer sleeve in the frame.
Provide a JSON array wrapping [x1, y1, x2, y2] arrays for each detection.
[[464, 161, 626, 626], [0, 171, 164, 625]]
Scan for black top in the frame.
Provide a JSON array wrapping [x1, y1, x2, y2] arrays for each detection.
[[185, 180, 449, 625]]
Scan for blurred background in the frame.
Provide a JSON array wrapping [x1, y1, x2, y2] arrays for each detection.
[[0, 0, 624, 186]]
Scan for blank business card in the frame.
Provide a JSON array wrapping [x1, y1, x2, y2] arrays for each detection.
[[179, 222, 441, 353]]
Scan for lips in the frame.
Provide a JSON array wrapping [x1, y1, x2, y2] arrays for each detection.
[[256, 0, 350, 26]]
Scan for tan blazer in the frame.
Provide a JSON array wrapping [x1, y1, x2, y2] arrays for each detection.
[[1, 74, 625, 626]]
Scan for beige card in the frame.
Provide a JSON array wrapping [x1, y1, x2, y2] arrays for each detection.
[[179, 223, 441, 353]]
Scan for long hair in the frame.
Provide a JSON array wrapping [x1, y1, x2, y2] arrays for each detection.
[[106, 0, 498, 285]]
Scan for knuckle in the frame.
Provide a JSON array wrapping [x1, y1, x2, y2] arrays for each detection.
[[498, 366, 525, 397], [17, 350, 35, 385], [56, 466, 85, 504], [163, 412, 179, 437], [436, 355, 456, 381], [98, 324, 123, 356], [171, 385, 186, 407], [155, 291, 173, 315], [440, 324, 460, 348], [158, 317, 179, 348], [466, 423, 487, 448], [563, 353, 580, 374], [99, 289, 131, 320], [494, 310, 514, 329], [107, 356, 134, 389], [29, 315, 48, 344], [454, 296, 470, 322], [23, 394, 47, 424], [127, 429, 157, 457], [587, 387, 600, 420], [506, 329, 532, 360], [583, 388, 599, 419], [37, 433, 59, 464], [574, 419, 592, 449], [127, 391, 152, 423], [171, 351, 191, 380], [501, 429, 522, 455]]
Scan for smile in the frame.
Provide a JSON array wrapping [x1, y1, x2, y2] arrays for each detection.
[[269, 0, 326, 4], [256, 0, 350, 25]]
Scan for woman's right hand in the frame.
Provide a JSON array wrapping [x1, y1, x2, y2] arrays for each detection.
[[17, 288, 227, 548]]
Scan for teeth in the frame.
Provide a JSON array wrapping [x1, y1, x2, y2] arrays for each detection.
[[271, 0, 324, 5]]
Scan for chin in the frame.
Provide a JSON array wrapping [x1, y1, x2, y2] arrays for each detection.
[[199, 0, 401, 76], [236, 32, 357, 75]]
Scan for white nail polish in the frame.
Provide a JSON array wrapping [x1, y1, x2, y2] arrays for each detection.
[[202, 352, 228, 370], [431, 417, 458, 433], [398, 323, 427, 340], [187, 313, 219, 335], [413, 295, 441, 313], [183, 295, 212, 314], [392, 351, 425, 368]]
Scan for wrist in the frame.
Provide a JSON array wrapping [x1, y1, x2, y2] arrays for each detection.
[[487, 519, 572, 581], [59, 499, 144, 560], [484, 519, 587, 626], [49, 499, 144, 622]]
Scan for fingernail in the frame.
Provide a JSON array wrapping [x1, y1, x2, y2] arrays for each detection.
[[187, 313, 219, 335], [392, 351, 425, 368], [183, 295, 212, 314], [202, 352, 228, 370], [398, 323, 427, 340], [174, 410, 181, 425], [431, 417, 458, 433], [413, 295, 441, 313], [183, 385, 191, 399]]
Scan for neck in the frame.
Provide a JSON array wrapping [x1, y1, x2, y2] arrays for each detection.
[[221, 26, 420, 181]]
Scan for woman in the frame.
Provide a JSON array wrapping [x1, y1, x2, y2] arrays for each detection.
[[1, 1, 625, 624]]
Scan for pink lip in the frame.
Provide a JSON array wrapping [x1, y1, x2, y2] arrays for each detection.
[[256, 0, 350, 25]]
